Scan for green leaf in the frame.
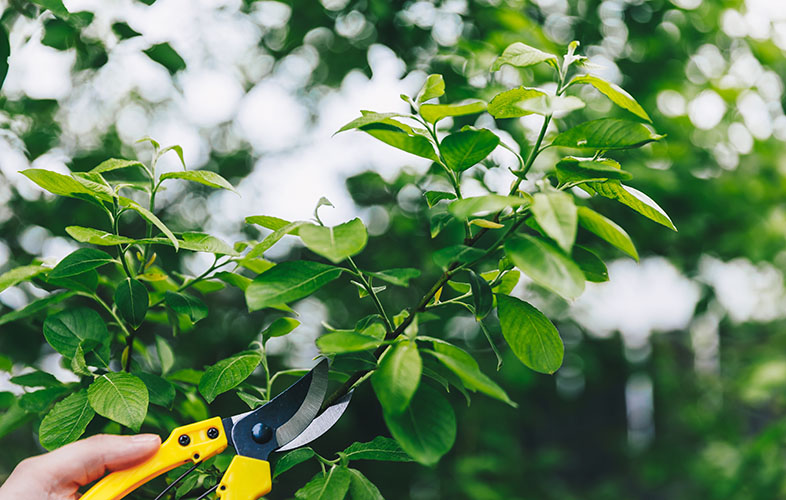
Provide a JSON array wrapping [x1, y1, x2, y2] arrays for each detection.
[[362, 127, 439, 162], [488, 87, 548, 118], [177, 232, 239, 256], [570, 74, 651, 122], [416, 74, 445, 103], [43, 307, 110, 359], [198, 351, 261, 403], [449, 194, 532, 219], [0, 24, 9, 91], [428, 341, 516, 406], [468, 270, 493, 320], [164, 291, 208, 324], [551, 118, 664, 150], [20, 169, 96, 200], [70, 344, 91, 376], [335, 112, 413, 135], [143, 42, 186, 74], [372, 341, 422, 415], [19, 387, 70, 413], [50, 248, 114, 279], [71, 172, 115, 202], [262, 317, 301, 341], [159, 145, 187, 170], [441, 129, 500, 172], [496, 294, 564, 374], [300, 218, 368, 264], [0, 265, 49, 293], [156, 336, 175, 375], [134, 371, 175, 408], [532, 191, 577, 253], [65, 226, 137, 246], [504, 235, 585, 300], [365, 268, 421, 287], [590, 181, 677, 231], [11, 371, 61, 388], [295, 466, 351, 500], [383, 384, 456, 466], [114, 278, 149, 329], [246, 215, 296, 232], [555, 157, 633, 186], [342, 436, 413, 462], [0, 355, 10, 372], [246, 261, 343, 311], [420, 100, 486, 124], [577, 206, 639, 260], [87, 373, 149, 431], [160, 170, 236, 193], [424, 190, 456, 207], [347, 469, 384, 500], [91, 158, 146, 175], [119, 196, 179, 250], [317, 331, 382, 355], [30, 0, 70, 18], [511, 94, 586, 116], [46, 269, 99, 294], [572, 245, 609, 283], [491, 42, 558, 71], [432, 245, 485, 269], [247, 221, 308, 259], [274, 448, 316, 478], [39, 390, 94, 451], [493, 270, 521, 295]]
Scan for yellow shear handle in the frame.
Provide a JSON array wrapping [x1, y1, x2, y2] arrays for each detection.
[[81, 417, 228, 500], [216, 455, 272, 500]]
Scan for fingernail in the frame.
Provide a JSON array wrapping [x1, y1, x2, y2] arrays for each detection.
[[131, 434, 161, 446]]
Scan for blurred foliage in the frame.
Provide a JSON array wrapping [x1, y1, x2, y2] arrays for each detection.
[[1, 0, 786, 498]]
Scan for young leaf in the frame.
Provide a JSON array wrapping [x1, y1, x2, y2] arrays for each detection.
[[441, 129, 500, 172], [198, 351, 261, 403], [432, 245, 485, 269], [165, 291, 208, 324], [90, 159, 146, 175], [419, 100, 486, 124], [160, 170, 237, 193], [177, 232, 239, 256], [317, 331, 382, 355], [532, 191, 577, 253], [274, 448, 316, 478], [246, 215, 296, 232], [572, 245, 609, 282], [504, 235, 585, 301], [550, 118, 663, 150], [43, 308, 110, 359], [555, 157, 632, 186], [114, 278, 149, 329], [247, 221, 308, 259], [496, 294, 564, 374], [156, 336, 175, 375], [569, 74, 651, 122], [466, 271, 493, 320], [246, 261, 344, 311], [0, 264, 49, 293], [65, 226, 137, 246], [424, 190, 456, 208], [39, 390, 94, 451], [383, 384, 456, 466], [416, 74, 445, 103], [342, 436, 413, 462], [87, 373, 149, 431], [362, 127, 439, 162], [299, 218, 368, 264], [347, 469, 384, 500], [488, 87, 548, 118], [589, 181, 677, 231], [372, 341, 422, 415], [262, 317, 301, 341], [49, 248, 114, 279], [119, 196, 179, 250], [491, 42, 558, 71], [335, 112, 413, 135], [448, 194, 531, 219], [20, 169, 95, 199], [429, 341, 515, 405], [295, 466, 351, 500], [577, 206, 639, 260]]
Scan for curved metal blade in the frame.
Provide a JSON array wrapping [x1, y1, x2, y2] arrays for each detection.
[[228, 358, 329, 461], [278, 390, 353, 452]]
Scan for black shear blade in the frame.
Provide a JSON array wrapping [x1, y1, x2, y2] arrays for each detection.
[[227, 358, 328, 461]]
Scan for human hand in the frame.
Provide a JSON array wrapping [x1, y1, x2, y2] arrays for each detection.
[[0, 434, 161, 500]]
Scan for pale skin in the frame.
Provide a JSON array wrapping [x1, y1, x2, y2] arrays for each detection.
[[0, 434, 161, 500]]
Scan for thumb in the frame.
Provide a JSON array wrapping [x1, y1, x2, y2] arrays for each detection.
[[43, 434, 161, 488]]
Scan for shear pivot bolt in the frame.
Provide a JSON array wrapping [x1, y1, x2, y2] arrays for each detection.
[[207, 427, 219, 439], [251, 423, 272, 444], [178, 435, 191, 446]]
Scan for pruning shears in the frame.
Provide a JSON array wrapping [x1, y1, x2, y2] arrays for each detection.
[[81, 359, 350, 500]]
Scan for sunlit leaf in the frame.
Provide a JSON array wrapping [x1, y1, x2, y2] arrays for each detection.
[[491, 42, 558, 71], [577, 206, 639, 260], [488, 87, 548, 118], [88, 372, 149, 431], [555, 156, 632, 186], [570, 74, 651, 122], [551, 118, 664, 150], [448, 194, 531, 219], [532, 191, 577, 253], [441, 129, 500, 172], [420, 100, 486, 124], [246, 261, 344, 311], [160, 170, 237, 193], [496, 294, 564, 374], [590, 181, 676, 231], [416, 74, 445, 103], [372, 341, 421, 415], [300, 218, 368, 264], [504, 235, 585, 300], [0, 265, 49, 293]]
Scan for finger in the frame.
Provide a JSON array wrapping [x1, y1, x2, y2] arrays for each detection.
[[41, 434, 161, 488]]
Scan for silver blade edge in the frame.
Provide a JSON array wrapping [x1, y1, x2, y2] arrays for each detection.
[[277, 390, 353, 452], [274, 359, 329, 447]]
